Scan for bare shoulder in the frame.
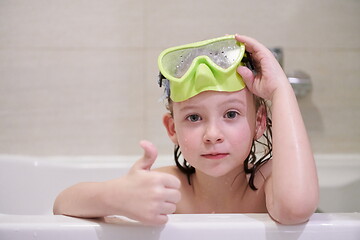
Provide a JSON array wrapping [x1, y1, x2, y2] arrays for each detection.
[[246, 159, 273, 193], [154, 166, 189, 182], [154, 165, 179, 174]]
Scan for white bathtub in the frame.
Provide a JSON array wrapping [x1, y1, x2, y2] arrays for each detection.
[[0, 154, 359, 240]]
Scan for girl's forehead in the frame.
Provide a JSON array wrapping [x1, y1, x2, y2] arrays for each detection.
[[177, 89, 250, 104], [173, 89, 254, 111]]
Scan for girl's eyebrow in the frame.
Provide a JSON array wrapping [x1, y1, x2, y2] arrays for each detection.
[[178, 98, 246, 112], [225, 98, 246, 107], [177, 104, 200, 112]]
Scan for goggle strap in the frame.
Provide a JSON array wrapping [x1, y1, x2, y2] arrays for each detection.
[[242, 51, 256, 73], [158, 72, 171, 99], [158, 72, 165, 87]]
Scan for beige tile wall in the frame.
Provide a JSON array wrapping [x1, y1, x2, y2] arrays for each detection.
[[0, 0, 359, 156]]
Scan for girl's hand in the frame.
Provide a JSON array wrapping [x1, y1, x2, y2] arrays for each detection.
[[103, 141, 181, 225], [235, 34, 290, 101]]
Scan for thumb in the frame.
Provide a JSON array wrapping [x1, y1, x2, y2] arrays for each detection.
[[237, 65, 255, 91], [131, 140, 158, 171]]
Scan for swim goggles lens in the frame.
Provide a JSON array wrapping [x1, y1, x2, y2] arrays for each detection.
[[161, 38, 242, 79]]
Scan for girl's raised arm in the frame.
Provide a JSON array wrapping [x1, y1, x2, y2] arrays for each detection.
[[236, 35, 319, 225]]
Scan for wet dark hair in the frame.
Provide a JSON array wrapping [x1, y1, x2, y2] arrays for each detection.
[[159, 73, 273, 191]]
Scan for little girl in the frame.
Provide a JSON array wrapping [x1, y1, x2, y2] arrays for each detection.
[[53, 34, 319, 225]]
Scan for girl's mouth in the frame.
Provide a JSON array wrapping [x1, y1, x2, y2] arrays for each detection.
[[201, 153, 229, 160]]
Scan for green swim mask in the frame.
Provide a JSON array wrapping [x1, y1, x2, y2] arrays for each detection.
[[158, 35, 247, 102]]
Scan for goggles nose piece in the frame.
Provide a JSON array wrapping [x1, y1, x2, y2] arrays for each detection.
[[194, 63, 218, 92]]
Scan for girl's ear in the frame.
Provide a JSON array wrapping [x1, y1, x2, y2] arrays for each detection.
[[254, 105, 267, 140], [163, 113, 179, 144]]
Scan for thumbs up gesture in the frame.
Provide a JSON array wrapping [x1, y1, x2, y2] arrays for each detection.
[[103, 140, 181, 225], [130, 140, 161, 171]]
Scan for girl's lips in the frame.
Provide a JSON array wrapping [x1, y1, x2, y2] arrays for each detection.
[[201, 153, 229, 160]]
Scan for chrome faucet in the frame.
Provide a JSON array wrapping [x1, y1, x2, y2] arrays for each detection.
[[270, 48, 312, 98]]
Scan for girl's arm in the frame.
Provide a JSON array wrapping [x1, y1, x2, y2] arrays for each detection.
[[236, 35, 319, 224], [53, 141, 181, 225]]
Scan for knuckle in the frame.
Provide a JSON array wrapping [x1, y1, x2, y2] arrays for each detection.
[[151, 188, 165, 200], [168, 204, 176, 214]]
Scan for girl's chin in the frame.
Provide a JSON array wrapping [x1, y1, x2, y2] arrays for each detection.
[[198, 165, 244, 178]]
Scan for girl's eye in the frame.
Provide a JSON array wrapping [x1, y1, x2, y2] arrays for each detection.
[[225, 111, 239, 119], [187, 114, 201, 122]]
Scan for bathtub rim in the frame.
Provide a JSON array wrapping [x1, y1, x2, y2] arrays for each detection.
[[1, 213, 360, 240]]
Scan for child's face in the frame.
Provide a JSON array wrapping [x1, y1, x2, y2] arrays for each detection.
[[169, 89, 259, 178]]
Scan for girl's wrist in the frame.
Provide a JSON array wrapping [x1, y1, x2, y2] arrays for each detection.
[[270, 78, 295, 102], [99, 180, 122, 216]]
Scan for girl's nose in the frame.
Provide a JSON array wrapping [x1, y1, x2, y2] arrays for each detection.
[[203, 123, 224, 144]]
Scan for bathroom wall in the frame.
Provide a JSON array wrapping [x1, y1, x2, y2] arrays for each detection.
[[0, 0, 359, 156]]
